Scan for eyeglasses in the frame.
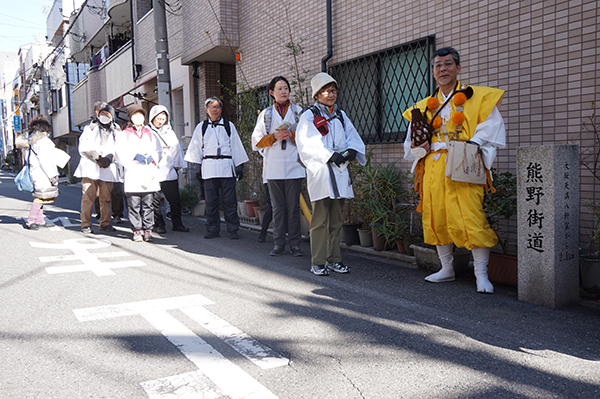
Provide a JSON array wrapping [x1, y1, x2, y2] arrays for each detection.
[[433, 61, 456, 70], [320, 88, 338, 95], [207, 105, 222, 110]]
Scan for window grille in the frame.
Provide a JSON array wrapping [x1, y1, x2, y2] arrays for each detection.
[[328, 35, 435, 144]]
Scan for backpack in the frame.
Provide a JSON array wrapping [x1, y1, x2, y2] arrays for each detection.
[[263, 104, 300, 132], [201, 119, 232, 138]]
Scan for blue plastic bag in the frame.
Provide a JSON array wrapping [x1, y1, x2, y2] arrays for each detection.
[[14, 164, 34, 193]]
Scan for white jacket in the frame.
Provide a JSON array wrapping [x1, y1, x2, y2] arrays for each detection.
[[17, 132, 69, 199], [74, 121, 121, 182], [296, 103, 366, 201], [148, 105, 186, 182], [184, 118, 249, 179], [115, 125, 163, 193], [251, 103, 306, 180]]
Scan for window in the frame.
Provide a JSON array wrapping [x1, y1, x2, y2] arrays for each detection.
[[137, 0, 152, 22], [329, 36, 435, 144]]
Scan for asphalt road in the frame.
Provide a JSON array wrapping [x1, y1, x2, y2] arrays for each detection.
[[1, 171, 599, 399]]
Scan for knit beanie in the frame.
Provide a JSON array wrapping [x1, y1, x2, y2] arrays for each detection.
[[126, 104, 146, 120]]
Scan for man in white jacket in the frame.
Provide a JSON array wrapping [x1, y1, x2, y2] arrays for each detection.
[[296, 73, 366, 276], [74, 103, 121, 234], [185, 97, 249, 239]]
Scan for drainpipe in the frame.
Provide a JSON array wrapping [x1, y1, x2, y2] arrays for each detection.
[[321, 0, 333, 72], [130, 0, 138, 82]]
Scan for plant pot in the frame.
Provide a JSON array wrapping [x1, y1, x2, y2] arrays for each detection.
[[580, 256, 600, 290], [257, 210, 265, 225], [372, 231, 386, 251], [238, 201, 248, 217], [487, 252, 518, 287], [253, 206, 261, 220], [245, 200, 259, 217], [410, 244, 472, 276], [358, 229, 373, 247], [342, 223, 362, 246], [191, 200, 206, 217], [396, 240, 406, 254]]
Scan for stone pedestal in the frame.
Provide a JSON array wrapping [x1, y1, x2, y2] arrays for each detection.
[[517, 145, 579, 308]]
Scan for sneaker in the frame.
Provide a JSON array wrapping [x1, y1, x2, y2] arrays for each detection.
[[100, 224, 116, 232], [143, 230, 153, 242], [270, 245, 285, 256], [154, 225, 167, 234], [204, 231, 220, 239], [39, 222, 56, 228], [26, 223, 40, 231], [290, 246, 303, 257], [172, 223, 190, 232], [325, 261, 350, 274], [166, 211, 172, 220], [81, 226, 93, 234], [229, 231, 239, 240], [113, 215, 123, 224], [133, 230, 143, 242], [310, 264, 329, 276]]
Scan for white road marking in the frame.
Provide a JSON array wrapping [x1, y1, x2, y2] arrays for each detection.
[[74, 295, 284, 398], [17, 216, 79, 227], [74, 294, 215, 322], [140, 370, 224, 399], [141, 310, 278, 399], [181, 306, 289, 369], [30, 238, 147, 276]]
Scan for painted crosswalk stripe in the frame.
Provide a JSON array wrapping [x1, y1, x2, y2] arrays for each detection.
[[140, 370, 224, 399], [141, 310, 279, 399], [73, 294, 216, 322], [181, 306, 289, 370]]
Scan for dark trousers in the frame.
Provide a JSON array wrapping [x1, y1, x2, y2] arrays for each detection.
[[153, 179, 184, 228], [268, 178, 302, 246], [127, 192, 155, 231], [260, 183, 273, 232], [204, 177, 239, 233], [94, 181, 124, 218]]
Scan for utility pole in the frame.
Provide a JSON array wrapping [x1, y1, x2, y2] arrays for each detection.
[[153, 0, 172, 114]]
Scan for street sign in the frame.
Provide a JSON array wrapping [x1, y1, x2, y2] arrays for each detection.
[[13, 115, 21, 133]]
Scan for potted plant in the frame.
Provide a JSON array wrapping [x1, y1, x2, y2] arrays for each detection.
[[342, 198, 363, 246], [372, 205, 409, 253], [483, 168, 518, 287], [579, 102, 600, 294], [180, 183, 201, 215]]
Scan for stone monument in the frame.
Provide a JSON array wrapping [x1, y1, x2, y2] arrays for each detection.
[[517, 145, 579, 308]]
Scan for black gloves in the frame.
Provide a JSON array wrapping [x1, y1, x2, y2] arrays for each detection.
[[329, 152, 345, 167], [96, 156, 111, 168], [235, 164, 244, 180], [343, 149, 357, 163]]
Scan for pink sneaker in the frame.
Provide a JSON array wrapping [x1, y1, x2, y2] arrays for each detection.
[[133, 230, 143, 242], [143, 230, 153, 242]]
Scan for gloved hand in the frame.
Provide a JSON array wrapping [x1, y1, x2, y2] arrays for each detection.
[[343, 149, 357, 163], [96, 156, 111, 168], [50, 176, 59, 186], [133, 154, 146, 163], [329, 152, 345, 167], [145, 155, 154, 164], [235, 164, 244, 180]]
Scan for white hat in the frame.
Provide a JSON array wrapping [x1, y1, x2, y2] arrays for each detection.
[[311, 72, 338, 98]]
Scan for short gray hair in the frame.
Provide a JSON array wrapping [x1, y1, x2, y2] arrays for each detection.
[[204, 97, 223, 109]]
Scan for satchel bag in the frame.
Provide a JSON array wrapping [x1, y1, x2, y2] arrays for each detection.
[[445, 141, 487, 185]]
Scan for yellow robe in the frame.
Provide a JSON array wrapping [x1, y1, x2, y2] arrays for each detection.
[[403, 83, 504, 250]]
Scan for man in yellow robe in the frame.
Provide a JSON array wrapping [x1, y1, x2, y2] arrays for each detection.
[[403, 47, 506, 293]]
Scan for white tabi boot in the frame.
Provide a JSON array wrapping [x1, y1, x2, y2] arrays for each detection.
[[424, 244, 455, 282], [472, 247, 494, 294]]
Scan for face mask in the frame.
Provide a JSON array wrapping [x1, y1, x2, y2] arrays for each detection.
[[131, 114, 145, 126], [98, 115, 112, 125]]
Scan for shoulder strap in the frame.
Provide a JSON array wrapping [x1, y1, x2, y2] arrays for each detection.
[[203, 119, 231, 137], [264, 106, 272, 132]]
